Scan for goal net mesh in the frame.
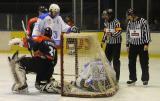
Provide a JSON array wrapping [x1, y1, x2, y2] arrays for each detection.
[[60, 33, 118, 97]]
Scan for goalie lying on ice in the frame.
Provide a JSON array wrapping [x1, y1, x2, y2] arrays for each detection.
[[74, 59, 117, 92], [8, 27, 72, 94]]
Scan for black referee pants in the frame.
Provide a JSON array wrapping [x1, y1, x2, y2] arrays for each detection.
[[105, 43, 121, 81], [128, 44, 149, 81]]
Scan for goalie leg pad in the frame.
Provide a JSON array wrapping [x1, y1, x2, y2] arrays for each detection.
[[11, 63, 28, 93], [8, 57, 28, 93], [8, 51, 28, 93], [8, 56, 20, 85], [14, 63, 27, 87]]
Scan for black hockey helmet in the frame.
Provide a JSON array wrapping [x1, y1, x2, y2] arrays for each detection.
[[38, 5, 48, 13], [44, 27, 52, 38], [126, 8, 136, 16], [102, 9, 113, 18], [65, 16, 73, 23]]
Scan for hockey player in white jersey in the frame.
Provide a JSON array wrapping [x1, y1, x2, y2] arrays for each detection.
[[74, 59, 116, 92], [38, 3, 78, 46], [30, 5, 49, 37]]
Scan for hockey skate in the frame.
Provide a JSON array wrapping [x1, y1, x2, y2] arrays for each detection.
[[39, 80, 61, 94], [126, 80, 136, 86], [143, 81, 148, 86]]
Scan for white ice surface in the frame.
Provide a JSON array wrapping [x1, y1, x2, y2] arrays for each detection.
[[0, 53, 160, 101]]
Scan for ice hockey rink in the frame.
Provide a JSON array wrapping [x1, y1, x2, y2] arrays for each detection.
[[0, 53, 160, 101]]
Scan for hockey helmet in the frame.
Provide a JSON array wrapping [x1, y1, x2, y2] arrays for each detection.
[[38, 5, 48, 13], [49, 4, 60, 16], [102, 9, 113, 18], [65, 16, 73, 23], [126, 8, 136, 17], [44, 27, 52, 38]]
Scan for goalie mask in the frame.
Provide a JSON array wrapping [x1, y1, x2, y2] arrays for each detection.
[[49, 4, 60, 17], [102, 9, 114, 22]]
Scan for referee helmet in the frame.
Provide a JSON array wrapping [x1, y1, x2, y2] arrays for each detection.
[[38, 5, 48, 13]]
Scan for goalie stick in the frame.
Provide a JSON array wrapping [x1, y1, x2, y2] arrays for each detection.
[[53, 73, 75, 76], [21, 20, 27, 34], [21, 20, 33, 57]]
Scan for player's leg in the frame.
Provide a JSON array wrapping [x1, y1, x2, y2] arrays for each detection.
[[33, 58, 62, 93], [17, 57, 45, 92]]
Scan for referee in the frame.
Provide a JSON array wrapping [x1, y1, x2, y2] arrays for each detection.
[[126, 8, 151, 85], [101, 9, 122, 82]]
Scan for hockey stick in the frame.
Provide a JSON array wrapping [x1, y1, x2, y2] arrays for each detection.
[[53, 73, 75, 76], [21, 20, 33, 57], [29, 72, 75, 76], [21, 20, 28, 38]]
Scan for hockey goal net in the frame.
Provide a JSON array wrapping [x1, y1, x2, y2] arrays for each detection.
[[60, 33, 118, 97]]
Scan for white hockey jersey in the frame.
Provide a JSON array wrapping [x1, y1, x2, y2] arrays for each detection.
[[32, 18, 42, 37], [76, 59, 107, 88], [32, 13, 49, 37], [38, 15, 71, 45]]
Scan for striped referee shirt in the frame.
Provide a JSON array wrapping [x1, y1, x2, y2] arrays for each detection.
[[126, 17, 151, 46], [102, 19, 122, 44]]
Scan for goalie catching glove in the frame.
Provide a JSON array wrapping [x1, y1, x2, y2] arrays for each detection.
[[8, 37, 29, 48], [8, 38, 24, 47]]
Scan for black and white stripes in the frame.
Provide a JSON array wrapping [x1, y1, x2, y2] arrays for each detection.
[[102, 19, 122, 44], [126, 17, 151, 46]]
